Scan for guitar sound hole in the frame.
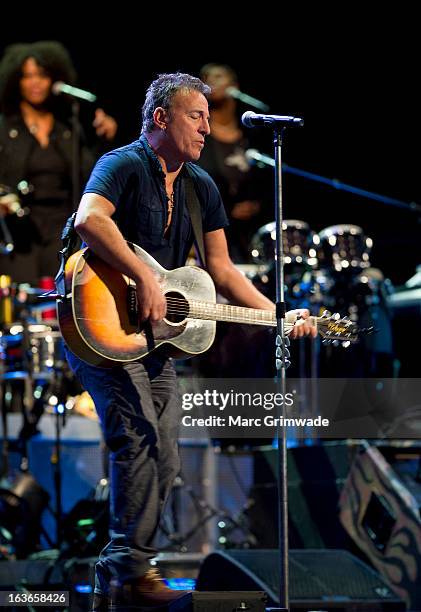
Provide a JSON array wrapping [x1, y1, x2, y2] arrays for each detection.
[[165, 291, 189, 323]]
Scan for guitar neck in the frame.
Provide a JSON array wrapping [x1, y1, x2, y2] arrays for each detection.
[[187, 300, 318, 329]]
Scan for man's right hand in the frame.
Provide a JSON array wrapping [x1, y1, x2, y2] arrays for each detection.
[[136, 269, 167, 323]]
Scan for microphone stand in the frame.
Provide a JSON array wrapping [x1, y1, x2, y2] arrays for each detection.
[[71, 100, 81, 208], [52, 401, 65, 547], [243, 114, 304, 610], [53, 85, 97, 207], [272, 127, 290, 612]]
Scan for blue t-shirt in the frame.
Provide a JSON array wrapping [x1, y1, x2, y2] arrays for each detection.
[[83, 135, 229, 270]]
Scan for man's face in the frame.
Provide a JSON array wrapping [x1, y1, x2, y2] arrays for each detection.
[[164, 90, 210, 162]]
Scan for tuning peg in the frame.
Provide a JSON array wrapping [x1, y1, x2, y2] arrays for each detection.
[[341, 341, 351, 348]]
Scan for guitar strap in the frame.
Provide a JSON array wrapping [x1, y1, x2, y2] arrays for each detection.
[[54, 211, 80, 300], [184, 168, 206, 268]]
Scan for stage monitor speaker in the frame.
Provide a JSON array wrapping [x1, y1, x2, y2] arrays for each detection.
[[0, 556, 96, 612], [169, 591, 266, 611], [339, 442, 421, 611], [196, 549, 405, 611], [250, 443, 357, 549]]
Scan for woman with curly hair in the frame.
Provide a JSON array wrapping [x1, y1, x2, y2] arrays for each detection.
[[0, 40, 117, 285]]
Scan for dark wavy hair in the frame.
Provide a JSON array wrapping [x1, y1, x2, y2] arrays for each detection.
[[141, 72, 210, 134], [199, 63, 239, 84], [0, 40, 77, 115]]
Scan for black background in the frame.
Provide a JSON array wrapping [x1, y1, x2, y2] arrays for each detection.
[[1, 12, 419, 285]]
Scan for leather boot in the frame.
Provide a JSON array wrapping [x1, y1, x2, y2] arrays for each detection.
[[110, 568, 192, 608]]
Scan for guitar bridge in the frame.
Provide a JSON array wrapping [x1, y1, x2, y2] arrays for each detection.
[[127, 284, 138, 326]]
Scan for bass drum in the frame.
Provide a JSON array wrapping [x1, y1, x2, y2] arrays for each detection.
[[315, 224, 372, 272]]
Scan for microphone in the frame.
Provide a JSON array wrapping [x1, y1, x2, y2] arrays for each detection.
[[225, 87, 269, 112], [245, 148, 275, 168], [52, 81, 97, 103], [242, 111, 304, 129]]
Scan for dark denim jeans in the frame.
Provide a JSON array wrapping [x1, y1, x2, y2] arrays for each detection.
[[65, 349, 181, 595]]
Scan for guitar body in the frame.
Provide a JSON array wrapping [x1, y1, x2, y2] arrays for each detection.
[[57, 243, 216, 367]]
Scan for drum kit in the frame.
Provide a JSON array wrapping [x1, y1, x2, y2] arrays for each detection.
[[246, 219, 394, 378], [0, 273, 95, 522], [249, 219, 380, 311], [0, 276, 78, 461]]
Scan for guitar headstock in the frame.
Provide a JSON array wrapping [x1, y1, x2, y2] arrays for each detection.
[[317, 310, 373, 347]]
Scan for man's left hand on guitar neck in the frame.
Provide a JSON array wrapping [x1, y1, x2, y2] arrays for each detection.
[[286, 309, 318, 339]]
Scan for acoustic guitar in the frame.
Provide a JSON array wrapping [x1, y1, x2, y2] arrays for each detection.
[[57, 242, 364, 367]]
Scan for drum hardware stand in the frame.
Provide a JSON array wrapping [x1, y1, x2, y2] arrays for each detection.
[[51, 401, 64, 547], [19, 315, 35, 471], [45, 365, 70, 549], [159, 473, 258, 552]]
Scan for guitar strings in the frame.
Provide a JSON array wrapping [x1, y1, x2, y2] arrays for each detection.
[[151, 297, 278, 325], [164, 298, 275, 324], [132, 295, 354, 335]]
